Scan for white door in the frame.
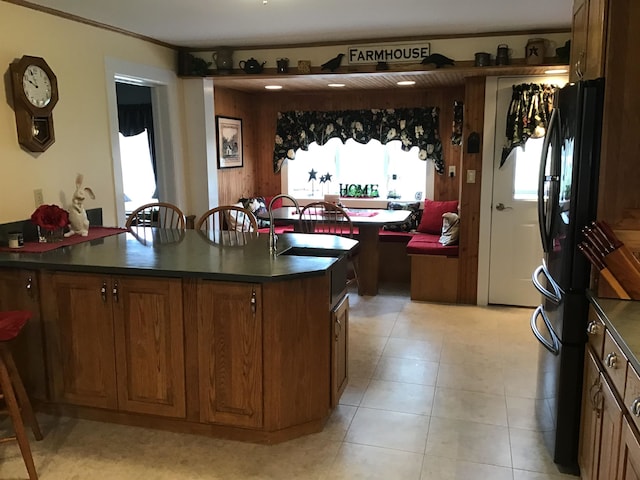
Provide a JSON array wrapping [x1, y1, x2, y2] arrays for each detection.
[[488, 75, 567, 307]]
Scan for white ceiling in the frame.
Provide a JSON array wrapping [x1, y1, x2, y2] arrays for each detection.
[[21, 0, 572, 48]]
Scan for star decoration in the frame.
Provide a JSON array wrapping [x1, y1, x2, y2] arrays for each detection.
[[319, 175, 327, 184], [308, 169, 317, 181], [528, 46, 539, 57], [324, 172, 332, 182]]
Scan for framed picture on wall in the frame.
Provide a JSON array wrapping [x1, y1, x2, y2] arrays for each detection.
[[216, 116, 243, 169]]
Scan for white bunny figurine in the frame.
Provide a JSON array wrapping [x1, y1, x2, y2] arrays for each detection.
[[65, 174, 95, 237]]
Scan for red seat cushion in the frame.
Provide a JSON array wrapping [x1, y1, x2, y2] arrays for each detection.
[[0, 311, 31, 341], [378, 229, 414, 243], [407, 233, 459, 256], [258, 224, 295, 235], [416, 199, 459, 234]]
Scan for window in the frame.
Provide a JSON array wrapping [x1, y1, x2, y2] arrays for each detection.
[[286, 139, 427, 202], [119, 130, 157, 212], [513, 137, 545, 201]]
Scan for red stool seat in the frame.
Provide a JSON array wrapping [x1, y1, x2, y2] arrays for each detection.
[[0, 310, 42, 479], [0, 310, 31, 341]]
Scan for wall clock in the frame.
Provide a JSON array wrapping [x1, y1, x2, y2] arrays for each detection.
[[9, 55, 59, 152]]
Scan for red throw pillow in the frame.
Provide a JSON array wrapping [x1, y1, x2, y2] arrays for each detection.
[[417, 199, 459, 234]]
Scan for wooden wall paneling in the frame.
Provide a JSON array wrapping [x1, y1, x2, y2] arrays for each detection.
[[250, 86, 465, 201], [597, 0, 640, 229], [457, 77, 485, 304], [213, 87, 258, 206]]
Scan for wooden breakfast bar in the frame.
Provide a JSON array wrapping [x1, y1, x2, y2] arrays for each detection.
[[0, 228, 357, 444]]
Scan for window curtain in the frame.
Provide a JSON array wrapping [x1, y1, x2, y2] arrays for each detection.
[[117, 103, 158, 197], [500, 83, 557, 167], [273, 107, 444, 175]]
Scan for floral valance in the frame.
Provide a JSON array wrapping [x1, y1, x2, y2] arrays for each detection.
[[273, 107, 444, 174], [501, 83, 557, 167]]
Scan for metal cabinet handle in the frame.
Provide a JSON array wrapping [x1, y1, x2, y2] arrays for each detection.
[[605, 352, 618, 369], [590, 379, 602, 417], [587, 321, 599, 335], [250, 290, 256, 315], [112, 281, 119, 303], [631, 398, 640, 417], [495, 203, 513, 211], [101, 281, 108, 303]]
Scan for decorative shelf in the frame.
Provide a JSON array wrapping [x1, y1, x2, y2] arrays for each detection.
[[185, 59, 569, 92]]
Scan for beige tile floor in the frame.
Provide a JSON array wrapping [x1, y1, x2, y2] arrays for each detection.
[[0, 283, 579, 479]]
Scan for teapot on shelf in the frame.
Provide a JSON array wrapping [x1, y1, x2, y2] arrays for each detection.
[[239, 57, 266, 74]]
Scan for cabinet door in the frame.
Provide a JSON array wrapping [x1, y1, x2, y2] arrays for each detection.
[[41, 272, 117, 409], [618, 417, 640, 480], [579, 348, 602, 480], [113, 276, 185, 417], [570, 0, 589, 81], [197, 281, 262, 428], [585, 0, 608, 79], [598, 372, 622, 480], [0, 269, 47, 400], [331, 294, 349, 408]]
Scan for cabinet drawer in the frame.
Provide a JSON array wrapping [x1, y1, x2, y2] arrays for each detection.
[[603, 329, 628, 395], [587, 306, 606, 361], [625, 364, 640, 433]]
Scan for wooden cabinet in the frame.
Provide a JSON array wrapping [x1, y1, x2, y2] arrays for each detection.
[[331, 294, 348, 407], [196, 280, 263, 428], [579, 349, 602, 480], [597, 370, 622, 479], [41, 272, 185, 417], [570, 0, 608, 81], [0, 268, 47, 400], [618, 417, 640, 479]]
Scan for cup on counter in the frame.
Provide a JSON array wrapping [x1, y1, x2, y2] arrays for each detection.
[[8, 232, 23, 249]]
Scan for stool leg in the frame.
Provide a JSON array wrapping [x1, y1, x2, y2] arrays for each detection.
[[0, 352, 39, 480], [0, 347, 43, 440]]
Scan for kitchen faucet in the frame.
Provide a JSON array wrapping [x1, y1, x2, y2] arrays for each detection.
[[267, 194, 300, 255]]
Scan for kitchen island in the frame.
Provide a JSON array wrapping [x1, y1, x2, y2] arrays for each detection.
[[0, 228, 357, 443]]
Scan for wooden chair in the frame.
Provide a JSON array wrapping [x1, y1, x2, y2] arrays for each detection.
[[196, 205, 258, 233], [299, 201, 355, 237], [125, 202, 186, 229], [299, 201, 359, 287], [0, 311, 43, 480]]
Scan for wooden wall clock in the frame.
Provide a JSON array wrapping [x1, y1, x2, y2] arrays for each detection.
[[9, 55, 59, 152]]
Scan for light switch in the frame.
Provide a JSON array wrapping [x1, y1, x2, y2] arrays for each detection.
[[466, 170, 476, 183]]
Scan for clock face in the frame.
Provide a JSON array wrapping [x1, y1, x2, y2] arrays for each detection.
[[22, 65, 52, 108]]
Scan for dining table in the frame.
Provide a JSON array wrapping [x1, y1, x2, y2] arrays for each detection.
[[263, 207, 411, 296]]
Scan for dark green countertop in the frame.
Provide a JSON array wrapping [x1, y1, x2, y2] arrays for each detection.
[[0, 228, 358, 283], [589, 292, 640, 374]]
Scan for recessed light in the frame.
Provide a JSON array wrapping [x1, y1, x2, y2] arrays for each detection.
[[545, 69, 568, 75], [328, 83, 345, 88], [397, 80, 416, 86], [265, 85, 282, 90]]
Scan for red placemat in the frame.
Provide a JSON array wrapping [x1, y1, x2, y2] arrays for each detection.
[[0, 227, 127, 253], [347, 210, 379, 217]]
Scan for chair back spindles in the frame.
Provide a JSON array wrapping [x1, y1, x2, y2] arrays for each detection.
[[125, 202, 186, 229]]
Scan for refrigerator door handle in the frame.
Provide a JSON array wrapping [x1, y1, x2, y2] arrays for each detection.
[[538, 107, 560, 253], [532, 262, 563, 304], [531, 305, 560, 355]]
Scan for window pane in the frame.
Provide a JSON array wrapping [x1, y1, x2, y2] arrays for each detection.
[[513, 137, 544, 201], [286, 138, 426, 202]]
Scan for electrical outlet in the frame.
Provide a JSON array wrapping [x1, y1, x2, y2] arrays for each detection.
[[33, 188, 44, 207], [466, 170, 476, 183], [448, 166, 456, 177]]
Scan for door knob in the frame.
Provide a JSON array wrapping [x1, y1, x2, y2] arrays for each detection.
[[496, 203, 513, 211]]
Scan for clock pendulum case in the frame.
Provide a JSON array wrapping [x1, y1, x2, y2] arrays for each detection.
[[9, 55, 59, 152]]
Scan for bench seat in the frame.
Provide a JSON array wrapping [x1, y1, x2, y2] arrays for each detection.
[[407, 232, 459, 303]]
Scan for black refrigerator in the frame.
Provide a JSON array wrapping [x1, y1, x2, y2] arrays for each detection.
[[530, 78, 605, 474]]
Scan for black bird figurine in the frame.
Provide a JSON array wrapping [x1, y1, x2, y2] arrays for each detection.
[[421, 53, 455, 68], [321, 53, 345, 72]]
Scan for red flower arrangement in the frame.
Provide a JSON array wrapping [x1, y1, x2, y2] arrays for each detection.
[[30, 204, 69, 231]]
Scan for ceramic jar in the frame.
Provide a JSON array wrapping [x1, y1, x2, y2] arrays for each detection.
[[213, 47, 234, 74], [526, 38, 546, 65]]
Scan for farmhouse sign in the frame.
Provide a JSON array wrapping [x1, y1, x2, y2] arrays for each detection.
[[347, 42, 431, 65]]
